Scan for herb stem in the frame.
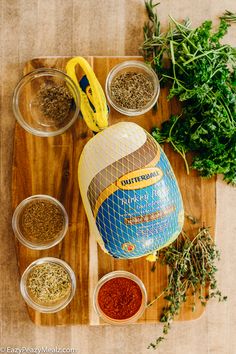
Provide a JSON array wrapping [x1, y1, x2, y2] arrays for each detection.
[[168, 16, 197, 50], [220, 10, 236, 23], [219, 98, 235, 127], [183, 46, 229, 65], [166, 115, 190, 175], [170, 41, 176, 65], [147, 290, 165, 307]]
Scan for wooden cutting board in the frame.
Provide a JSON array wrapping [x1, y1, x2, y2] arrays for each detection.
[[12, 56, 216, 326]]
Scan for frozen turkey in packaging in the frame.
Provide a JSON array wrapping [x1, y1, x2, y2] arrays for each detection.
[[78, 122, 184, 259]]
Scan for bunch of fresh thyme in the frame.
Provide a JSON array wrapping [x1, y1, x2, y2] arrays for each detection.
[[147, 227, 227, 349]]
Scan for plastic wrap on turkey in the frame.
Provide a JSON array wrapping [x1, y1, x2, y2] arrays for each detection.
[[78, 122, 184, 259]]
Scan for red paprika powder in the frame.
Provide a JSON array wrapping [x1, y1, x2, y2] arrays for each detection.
[[97, 277, 143, 320]]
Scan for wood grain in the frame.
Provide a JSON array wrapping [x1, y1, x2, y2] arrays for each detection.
[[12, 56, 216, 326]]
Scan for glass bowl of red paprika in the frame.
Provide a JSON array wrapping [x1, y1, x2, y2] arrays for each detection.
[[93, 270, 147, 325]]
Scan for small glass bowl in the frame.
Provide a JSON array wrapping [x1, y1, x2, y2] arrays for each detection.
[[93, 270, 147, 325], [12, 194, 68, 250], [20, 257, 76, 313], [13, 68, 80, 137], [105, 60, 160, 116]]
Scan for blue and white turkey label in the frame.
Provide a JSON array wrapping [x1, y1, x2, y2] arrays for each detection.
[[87, 133, 184, 259]]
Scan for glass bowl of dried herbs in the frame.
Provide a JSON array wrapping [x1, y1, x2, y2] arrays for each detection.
[[20, 257, 76, 313], [105, 60, 160, 116], [13, 68, 80, 137], [93, 270, 147, 325], [12, 195, 68, 250]]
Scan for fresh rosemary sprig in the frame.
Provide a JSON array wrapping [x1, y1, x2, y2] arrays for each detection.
[[147, 227, 227, 350], [220, 10, 236, 23]]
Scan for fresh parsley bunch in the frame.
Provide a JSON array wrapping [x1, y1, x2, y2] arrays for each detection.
[[143, 1, 236, 184]]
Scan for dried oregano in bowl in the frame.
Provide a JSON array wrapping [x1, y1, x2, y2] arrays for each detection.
[[20, 257, 76, 313]]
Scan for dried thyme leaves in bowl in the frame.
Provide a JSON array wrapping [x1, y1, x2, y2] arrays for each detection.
[[20, 258, 76, 313], [36, 83, 73, 125], [13, 68, 80, 137]]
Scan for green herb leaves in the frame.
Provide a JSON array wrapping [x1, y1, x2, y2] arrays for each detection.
[[147, 227, 227, 349], [220, 10, 236, 24], [143, 1, 236, 184]]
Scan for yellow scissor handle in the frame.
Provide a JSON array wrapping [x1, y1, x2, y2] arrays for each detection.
[[66, 57, 108, 132]]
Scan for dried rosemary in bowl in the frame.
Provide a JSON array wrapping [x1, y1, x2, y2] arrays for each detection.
[[26, 262, 71, 305]]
